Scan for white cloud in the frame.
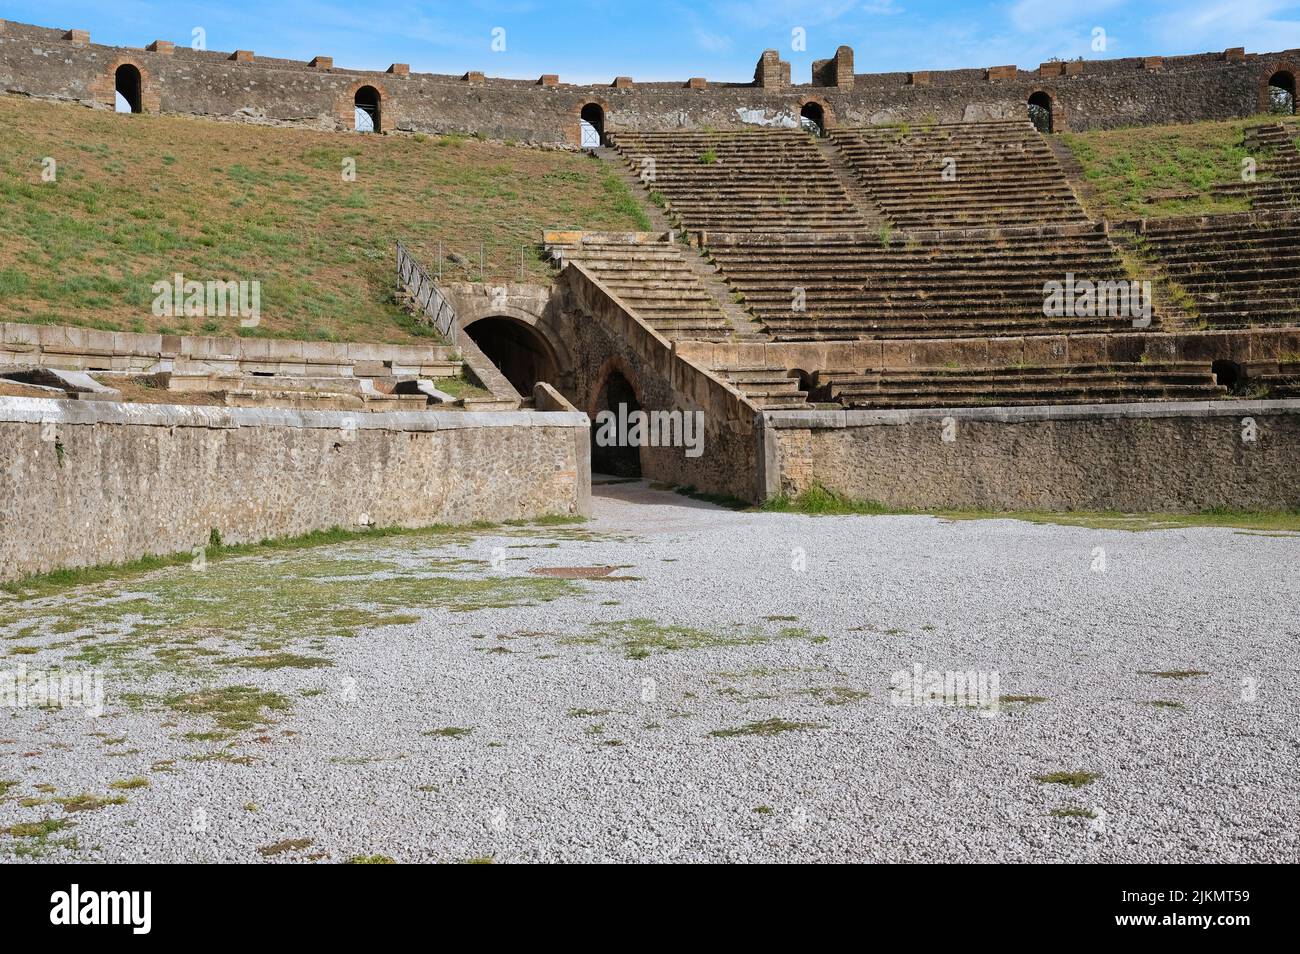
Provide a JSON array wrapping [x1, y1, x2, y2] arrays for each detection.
[[1008, 0, 1127, 33], [1147, 0, 1300, 52]]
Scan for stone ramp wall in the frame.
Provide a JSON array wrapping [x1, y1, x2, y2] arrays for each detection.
[[763, 400, 1300, 512], [0, 397, 589, 582]]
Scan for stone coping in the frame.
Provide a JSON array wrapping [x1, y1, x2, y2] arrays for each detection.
[[0, 321, 453, 366], [763, 398, 1300, 429], [0, 396, 587, 431]]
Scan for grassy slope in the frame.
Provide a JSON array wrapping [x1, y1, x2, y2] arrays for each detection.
[[0, 96, 650, 343], [1061, 116, 1300, 221]]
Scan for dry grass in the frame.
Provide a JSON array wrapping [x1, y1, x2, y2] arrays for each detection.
[[0, 96, 650, 343]]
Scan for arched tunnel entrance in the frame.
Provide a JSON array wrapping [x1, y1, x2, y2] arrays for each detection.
[[463, 316, 557, 396], [591, 369, 643, 477]]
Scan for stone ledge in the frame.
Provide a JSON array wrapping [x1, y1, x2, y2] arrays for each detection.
[[764, 399, 1300, 429], [0, 396, 587, 431]]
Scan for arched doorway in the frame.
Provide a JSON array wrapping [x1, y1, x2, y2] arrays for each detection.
[[1027, 91, 1053, 133], [1268, 71, 1296, 115], [355, 85, 381, 132], [800, 102, 826, 137], [579, 103, 604, 148], [463, 316, 557, 396], [115, 64, 143, 114], [591, 369, 642, 477]]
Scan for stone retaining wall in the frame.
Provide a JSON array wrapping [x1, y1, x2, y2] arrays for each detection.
[[0, 397, 589, 581], [762, 400, 1300, 512]]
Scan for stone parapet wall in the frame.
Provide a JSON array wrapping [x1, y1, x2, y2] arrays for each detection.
[[763, 399, 1300, 512], [0, 397, 590, 581], [679, 328, 1300, 375], [1, 18, 1293, 141]]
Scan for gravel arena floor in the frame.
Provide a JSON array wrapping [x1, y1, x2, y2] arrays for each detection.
[[2, 479, 1297, 864]]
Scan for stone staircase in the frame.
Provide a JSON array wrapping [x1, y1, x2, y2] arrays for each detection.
[[706, 223, 1137, 340], [546, 231, 768, 340], [1241, 123, 1300, 211], [816, 361, 1228, 409], [1121, 211, 1300, 328], [711, 366, 811, 409], [546, 231, 737, 339], [1249, 359, 1300, 397], [830, 120, 1088, 228], [812, 137, 891, 229], [607, 129, 872, 232]]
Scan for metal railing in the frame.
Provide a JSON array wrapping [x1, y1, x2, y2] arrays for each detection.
[[396, 240, 459, 347]]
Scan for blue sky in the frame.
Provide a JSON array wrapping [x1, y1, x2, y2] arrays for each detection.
[[6, 1, 1300, 83]]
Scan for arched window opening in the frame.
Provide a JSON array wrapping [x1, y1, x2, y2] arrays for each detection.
[[579, 103, 605, 148], [1027, 91, 1053, 133], [800, 102, 826, 137], [115, 64, 143, 114], [1268, 71, 1296, 115], [591, 370, 642, 478], [463, 316, 556, 396], [355, 86, 381, 133]]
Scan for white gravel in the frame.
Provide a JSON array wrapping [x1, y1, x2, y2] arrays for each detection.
[[3, 479, 1298, 863]]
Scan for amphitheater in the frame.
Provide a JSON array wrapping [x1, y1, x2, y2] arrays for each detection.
[[0, 19, 1298, 863]]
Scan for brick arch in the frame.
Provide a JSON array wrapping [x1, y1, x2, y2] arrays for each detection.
[[337, 80, 390, 132], [568, 98, 611, 147], [1259, 62, 1299, 113], [90, 57, 161, 113], [1026, 88, 1068, 132], [796, 95, 834, 133]]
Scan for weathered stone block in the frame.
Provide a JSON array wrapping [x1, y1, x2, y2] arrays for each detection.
[[538, 74, 559, 87], [612, 76, 633, 88], [146, 40, 174, 55], [63, 29, 89, 46], [388, 63, 410, 76], [229, 50, 253, 63], [310, 56, 333, 69]]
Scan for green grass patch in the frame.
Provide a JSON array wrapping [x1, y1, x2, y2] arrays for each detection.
[[0, 97, 652, 340], [1049, 806, 1098, 819], [1060, 117, 1295, 219], [1034, 771, 1102, 788], [710, 718, 823, 738], [563, 617, 822, 660]]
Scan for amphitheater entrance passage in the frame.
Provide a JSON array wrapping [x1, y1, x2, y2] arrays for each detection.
[[800, 102, 826, 137], [1268, 71, 1296, 115], [115, 65, 143, 114], [355, 86, 381, 132], [1027, 92, 1053, 133], [464, 316, 556, 396], [591, 370, 642, 477], [580, 104, 605, 148]]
